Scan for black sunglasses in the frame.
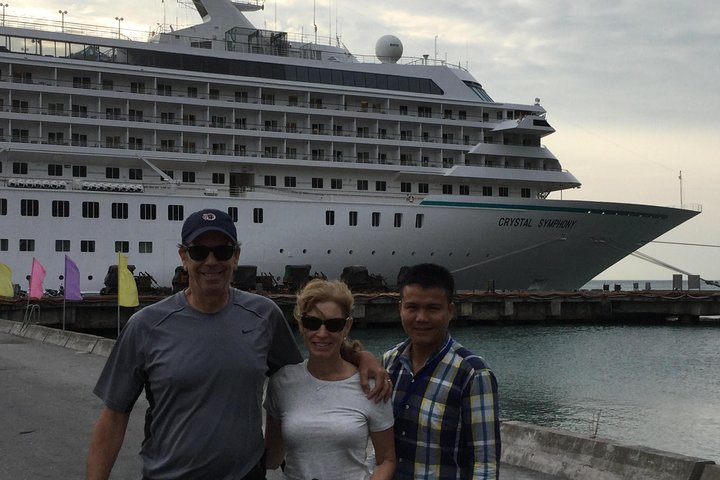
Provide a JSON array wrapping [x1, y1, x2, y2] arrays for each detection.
[[300, 315, 348, 332], [184, 245, 236, 261]]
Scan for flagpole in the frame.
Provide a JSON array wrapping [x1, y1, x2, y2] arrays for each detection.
[[62, 297, 66, 330]]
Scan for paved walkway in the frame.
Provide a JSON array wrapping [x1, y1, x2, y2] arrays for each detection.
[[0, 328, 555, 479]]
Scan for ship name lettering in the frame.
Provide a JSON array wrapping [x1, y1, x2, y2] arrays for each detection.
[[498, 217, 533, 228], [537, 219, 577, 229]]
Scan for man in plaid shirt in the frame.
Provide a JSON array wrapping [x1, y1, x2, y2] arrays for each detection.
[[383, 263, 500, 479]]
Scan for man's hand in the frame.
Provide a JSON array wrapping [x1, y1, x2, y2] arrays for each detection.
[[355, 350, 393, 402]]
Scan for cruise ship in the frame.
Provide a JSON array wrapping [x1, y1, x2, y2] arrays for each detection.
[[0, 0, 700, 292]]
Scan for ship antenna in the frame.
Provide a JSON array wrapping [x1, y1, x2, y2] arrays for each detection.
[[313, 0, 318, 44], [678, 170, 684, 208]]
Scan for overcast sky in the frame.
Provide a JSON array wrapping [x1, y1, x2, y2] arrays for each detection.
[[13, 0, 720, 282]]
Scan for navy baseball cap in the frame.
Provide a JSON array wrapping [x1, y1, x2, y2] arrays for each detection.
[[181, 209, 237, 244]]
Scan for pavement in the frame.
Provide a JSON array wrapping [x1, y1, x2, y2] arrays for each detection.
[[0, 328, 555, 479]]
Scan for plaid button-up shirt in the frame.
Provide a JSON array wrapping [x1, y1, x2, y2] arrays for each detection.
[[383, 335, 500, 479]]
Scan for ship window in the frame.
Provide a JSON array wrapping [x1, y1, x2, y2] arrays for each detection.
[[442, 184, 453, 195], [397, 76, 409, 91], [325, 210, 335, 225], [0, 239, 6, 251], [418, 183, 429, 194], [140, 204, 157, 220], [284, 176, 296, 187], [131, 82, 146, 94], [235, 91, 248, 102], [521, 188, 531, 198], [48, 164, 63, 176], [331, 179, 342, 190], [13, 162, 28, 175], [20, 239, 35, 252], [213, 173, 225, 185], [253, 208, 264, 224], [209, 89, 220, 100], [182, 171, 196, 183], [82, 202, 100, 218], [401, 182, 411, 193], [106, 167, 120, 179], [499, 187, 509, 197], [460, 185, 470, 196], [312, 177, 324, 189], [331, 70, 343, 84], [139, 241, 153, 254], [80, 240, 95, 253], [394, 213, 402, 228], [55, 240, 71, 252], [375, 181, 386, 192], [187, 87, 198, 98], [168, 205, 184, 221], [21, 199, 39, 217], [115, 241, 130, 253], [415, 214, 424, 229], [376, 75, 388, 89], [353, 72, 365, 88], [129, 168, 143, 180], [72, 165, 87, 177], [459, 111, 467, 120], [386, 76, 398, 90], [342, 71, 354, 86], [264, 175, 277, 186], [371, 212, 381, 227], [112, 203, 129, 219], [482, 186, 492, 196], [349, 211, 358, 226], [52, 200, 70, 217], [227, 207, 238, 222], [0, 198, 6, 215], [308, 68, 321, 83]]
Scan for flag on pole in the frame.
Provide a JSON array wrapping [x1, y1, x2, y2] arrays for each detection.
[[118, 253, 139, 307], [0, 262, 14, 297], [64, 255, 83, 301], [28, 258, 46, 299]]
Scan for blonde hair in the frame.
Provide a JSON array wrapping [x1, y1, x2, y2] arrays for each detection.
[[294, 279, 362, 352]]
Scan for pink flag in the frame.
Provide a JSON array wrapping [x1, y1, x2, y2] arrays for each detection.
[[64, 255, 83, 301], [28, 258, 46, 299]]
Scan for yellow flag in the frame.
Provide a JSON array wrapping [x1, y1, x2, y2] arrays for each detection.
[[0, 262, 14, 297], [118, 253, 139, 307]]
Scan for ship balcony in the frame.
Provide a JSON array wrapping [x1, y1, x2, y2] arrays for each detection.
[[491, 116, 556, 137]]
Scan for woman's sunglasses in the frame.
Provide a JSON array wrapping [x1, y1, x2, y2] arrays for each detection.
[[300, 315, 348, 332], [184, 245, 236, 261]]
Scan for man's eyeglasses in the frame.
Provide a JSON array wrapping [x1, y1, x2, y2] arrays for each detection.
[[183, 245, 237, 261], [300, 315, 348, 332]]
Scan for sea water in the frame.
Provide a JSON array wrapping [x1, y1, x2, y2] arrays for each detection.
[[326, 323, 720, 462]]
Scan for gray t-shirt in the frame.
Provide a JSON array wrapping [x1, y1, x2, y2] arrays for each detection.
[[265, 360, 394, 480], [94, 289, 302, 480]]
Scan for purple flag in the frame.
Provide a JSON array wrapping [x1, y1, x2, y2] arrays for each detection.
[[64, 255, 83, 301]]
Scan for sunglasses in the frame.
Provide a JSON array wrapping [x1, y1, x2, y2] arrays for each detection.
[[184, 244, 236, 261], [300, 315, 348, 332]]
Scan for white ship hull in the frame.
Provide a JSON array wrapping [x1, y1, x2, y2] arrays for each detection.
[[0, 187, 697, 291]]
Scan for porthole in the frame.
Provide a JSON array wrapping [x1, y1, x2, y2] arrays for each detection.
[[371, 250, 376, 255], [391, 251, 396, 255], [327, 249, 332, 254], [430, 252, 435, 256], [303, 249, 307, 254], [348, 250, 353, 254], [279, 248, 284, 253]]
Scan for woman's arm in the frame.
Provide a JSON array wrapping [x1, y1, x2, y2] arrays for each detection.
[[369, 427, 396, 480], [264, 414, 285, 470]]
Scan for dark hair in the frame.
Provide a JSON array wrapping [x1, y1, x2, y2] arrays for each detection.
[[398, 263, 455, 302]]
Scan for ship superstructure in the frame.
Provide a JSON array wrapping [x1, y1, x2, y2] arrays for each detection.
[[0, 0, 699, 291]]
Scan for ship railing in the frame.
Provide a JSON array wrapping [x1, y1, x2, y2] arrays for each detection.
[[2, 73, 520, 126]]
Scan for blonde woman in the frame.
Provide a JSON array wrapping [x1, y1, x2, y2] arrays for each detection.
[[264, 279, 395, 480]]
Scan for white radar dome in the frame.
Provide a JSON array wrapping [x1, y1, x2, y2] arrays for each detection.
[[375, 35, 403, 63]]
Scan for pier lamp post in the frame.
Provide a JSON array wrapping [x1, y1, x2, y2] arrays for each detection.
[[2, 4, 8, 27], [115, 16, 123, 39], [58, 9, 67, 32]]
